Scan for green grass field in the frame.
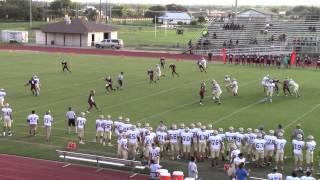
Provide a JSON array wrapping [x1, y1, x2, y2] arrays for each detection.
[[0, 22, 202, 48], [0, 50, 319, 178]]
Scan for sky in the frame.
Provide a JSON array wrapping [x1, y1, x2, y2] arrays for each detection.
[[42, 0, 320, 6]]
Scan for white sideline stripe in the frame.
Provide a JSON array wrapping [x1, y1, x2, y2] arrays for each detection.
[[249, 177, 267, 180], [284, 104, 320, 129], [212, 98, 266, 124], [62, 163, 71, 168]]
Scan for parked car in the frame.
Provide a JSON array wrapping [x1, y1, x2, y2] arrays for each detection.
[[95, 39, 123, 49]]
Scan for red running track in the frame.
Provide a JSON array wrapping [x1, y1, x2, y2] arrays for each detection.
[[0, 154, 149, 180], [0, 45, 212, 60]]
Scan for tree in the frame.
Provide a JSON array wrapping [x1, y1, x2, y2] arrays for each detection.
[[85, 8, 97, 21], [144, 5, 166, 22], [49, 0, 73, 17], [198, 16, 206, 24], [166, 4, 188, 12]]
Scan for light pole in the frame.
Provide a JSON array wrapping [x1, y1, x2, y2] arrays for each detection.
[[29, 0, 32, 29]]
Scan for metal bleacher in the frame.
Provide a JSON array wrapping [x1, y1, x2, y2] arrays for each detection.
[[195, 16, 320, 56]]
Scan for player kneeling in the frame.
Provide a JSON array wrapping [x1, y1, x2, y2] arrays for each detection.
[[1, 103, 13, 136]]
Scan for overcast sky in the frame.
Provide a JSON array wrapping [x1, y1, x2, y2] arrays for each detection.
[[42, 0, 320, 6]]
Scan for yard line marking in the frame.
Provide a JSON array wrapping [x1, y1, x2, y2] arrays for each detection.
[[212, 98, 266, 124], [138, 80, 258, 122], [284, 104, 320, 129]]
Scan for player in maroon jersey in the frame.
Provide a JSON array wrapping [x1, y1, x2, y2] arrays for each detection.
[[25, 76, 36, 96], [87, 90, 99, 113], [147, 68, 156, 83], [169, 64, 179, 77], [160, 57, 165, 69], [235, 55, 240, 65], [228, 54, 233, 64], [241, 54, 246, 64], [61, 59, 71, 72], [199, 82, 206, 105], [316, 56, 320, 69], [283, 78, 291, 96], [105, 75, 115, 92]]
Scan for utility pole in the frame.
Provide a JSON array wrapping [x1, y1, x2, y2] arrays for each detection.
[[154, 16, 157, 39], [105, 0, 108, 23], [29, 0, 32, 29], [99, 0, 102, 23], [235, 0, 238, 22]]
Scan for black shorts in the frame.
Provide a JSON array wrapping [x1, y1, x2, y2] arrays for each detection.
[[68, 119, 75, 127]]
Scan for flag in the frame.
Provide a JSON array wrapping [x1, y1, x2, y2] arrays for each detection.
[[290, 51, 296, 65], [222, 48, 227, 64]]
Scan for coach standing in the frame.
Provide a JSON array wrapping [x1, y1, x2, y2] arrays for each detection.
[[66, 107, 77, 134]]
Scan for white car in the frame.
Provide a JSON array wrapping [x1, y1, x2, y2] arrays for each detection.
[[95, 39, 123, 49]]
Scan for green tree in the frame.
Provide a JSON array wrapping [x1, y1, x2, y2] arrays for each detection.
[[144, 5, 166, 22], [166, 4, 188, 12], [198, 16, 206, 24], [49, 0, 73, 17], [85, 8, 97, 21]]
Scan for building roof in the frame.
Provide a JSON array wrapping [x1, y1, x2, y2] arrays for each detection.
[[41, 18, 117, 34], [158, 12, 192, 20], [238, 8, 278, 17]]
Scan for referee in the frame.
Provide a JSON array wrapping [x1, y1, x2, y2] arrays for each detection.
[[66, 107, 77, 134]]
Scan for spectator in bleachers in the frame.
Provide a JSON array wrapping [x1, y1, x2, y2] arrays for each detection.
[[213, 32, 217, 39]]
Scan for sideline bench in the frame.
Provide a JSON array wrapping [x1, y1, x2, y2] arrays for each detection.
[[56, 150, 146, 171]]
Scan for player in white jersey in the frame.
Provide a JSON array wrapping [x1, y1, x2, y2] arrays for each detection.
[[266, 80, 275, 102], [144, 130, 154, 160], [66, 107, 77, 134], [119, 133, 128, 159], [94, 115, 104, 144], [292, 134, 305, 171], [1, 103, 13, 136], [178, 123, 185, 157], [235, 128, 245, 153], [211, 80, 222, 104], [275, 132, 287, 171], [264, 130, 277, 165], [156, 127, 167, 156], [225, 126, 236, 160], [300, 171, 316, 180], [267, 168, 283, 180], [0, 88, 6, 107], [285, 171, 300, 180], [261, 74, 269, 93], [208, 130, 223, 167], [127, 125, 139, 160], [305, 135, 316, 172], [43, 110, 53, 142], [198, 57, 207, 73], [76, 112, 87, 144], [33, 75, 41, 96], [224, 75, 232, 92], [27, 110, 39, 136], [254, 133, 266, 167], [103, 114, 113, 146], [230, 79, 239, 96], [218, 128, 226, 161], [190, 123, 199, 156], [149, 143, 161, 164], [114, 116, 124, 136], [181, 127, 193, 160], [197, 126, 208, 160], [228, 144, 241, 177], [288, 79, 300, 98], [122, 118, 132, 132], [247, 128, 257, 161], [155, 64, 162, 80], [168, 124, 180, 160], [117, 72, 124, 90]]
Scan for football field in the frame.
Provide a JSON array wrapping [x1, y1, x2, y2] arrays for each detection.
[[0, 50, 319, 178]]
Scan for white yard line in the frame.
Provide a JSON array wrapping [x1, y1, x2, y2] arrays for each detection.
[[284, 104, 320, 129], [212, 98, 266, 125]]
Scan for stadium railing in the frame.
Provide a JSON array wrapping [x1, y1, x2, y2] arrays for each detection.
[[56, 150, 146, 171]]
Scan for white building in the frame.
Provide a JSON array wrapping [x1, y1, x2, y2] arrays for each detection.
[[36, 18, 118, 47], [158, 12, 192, 25], [237, 8, 278, 21]]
